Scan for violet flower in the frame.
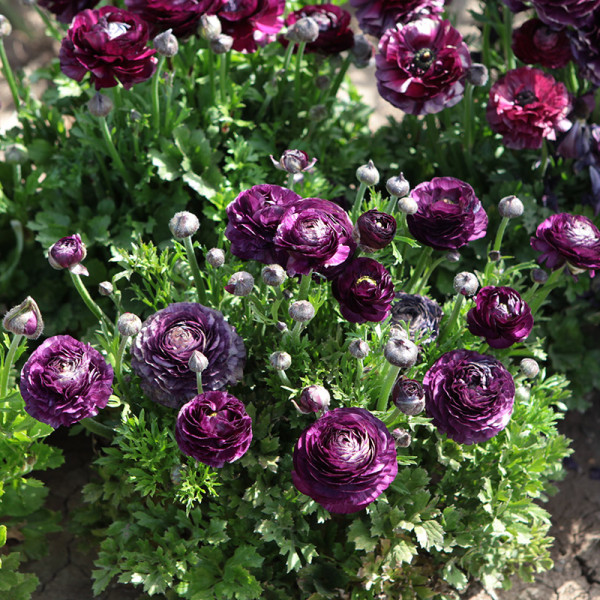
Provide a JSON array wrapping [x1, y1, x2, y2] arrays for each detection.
[[48, 234, 89, 276], [354, 209, 397, 252], [530, 0, 600, 29], [390, 292, 443, 343]]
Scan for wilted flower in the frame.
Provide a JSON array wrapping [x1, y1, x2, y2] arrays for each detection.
[[48, 234, 89, 276], [530, 0, 600, 29], [131, 303, 246, 409], [390, 292, 443, 344], [392, 377, 425, 416], [3, 297, 44, 339], [293, 385, 330, 414], [354, 210, 397, 252], [292, 407, 398, 513], [37, 0, 100, 24], [175, 391, 252, 467], [511, 18, 572, 69], [20, 335, 113, 428], [270, 149, 317, 174], [424, 349, 515, 444]]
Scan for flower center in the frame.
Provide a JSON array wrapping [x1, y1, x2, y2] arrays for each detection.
[[515, 90, 537, 106], [98, 17, 131, 40], [302, 218, 327, 242], [568, 219, 599, 245], [412, 48, 435, 74], [356, 275, 377, 286], [166, 326, 194, 351]]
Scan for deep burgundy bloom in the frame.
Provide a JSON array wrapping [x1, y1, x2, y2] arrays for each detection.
[[175, 391, 252, 467], [48, 234, 88, 276], [292, 407, 398, 514], [225, 184, 302, 265], [349, 0, 444, 39], [283, 4, 354, 55], [38, 0, 100, 23], [486, 67, 571, 150], [354, 209, 397, 252], [531, 213, 600, 276], [131, 303, 246, 409], [390, 292, 443, 343], [217, 0, 285, 53], [467, 286, 533, 349], [331, 257, 395, 323], [274, 198, 357, 277], [511, 18, 572, 69], [423, 349, 515, 445], [407, 177, 488, 250], [59, 6, 157, 90], [375, 18, 472, 115], [20, 335, 113, 428], [531, 0, 600, 29]]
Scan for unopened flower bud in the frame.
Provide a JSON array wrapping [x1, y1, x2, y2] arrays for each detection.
[[392, 377, 425, 416], [0, 15, 12, 38], [498, 195, 524, 218], [169, 211, 199, 239], [386, 173, 410, 198], [356, 159, 380, 186], [316, 75, 330, 90], [210, 34, 233, 54], [520, 358, 540, 379], [276, 321, 288, 332], [289, 300, 315, 323], [531, 268, 548, 284], [270, 149, 316, 174], [293, 385, 330, 414], [88, 92, 113, 117], [488, 250, 501, 262], [392, 428, 412, 448], [199, 14, 221, 40], [129, 109, 142, 122], [351, 34, 373, 68], [445, 250, 461, 263], [98, 281, 114, 296], [188, 350, 209, 373], [270, 351, 291, 371], [5, 144, 28, 164], [397, 196, 419, 215], [389, 325, 409, 341], [262, 264, 287, 286], [384, 338, 418, 368], [3, 297, 44, 339], [309, 104, 328, 122], [225, 271, 254, 296], [286, 16, 319, 43], [453, 272, 478, 296], [466, 63, 489, 86], [206, 248, 225, 268], [48, 234, 88, 276], [515, 385, 530, 403], [348, 339, 369, 359], [154, 29, 178, 57], [117, 312, 142, 337]]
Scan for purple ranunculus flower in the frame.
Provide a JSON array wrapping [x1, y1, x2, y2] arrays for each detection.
[[354, 209, 397, 252], [390, 292, 443, 343], [20, 335, 113, 428], [375, 18, 472, 116], [511, 18, 572, 69], [531, 213, 600, 277], [531, 0, 600, 29], [37, 0, 100, 23], [59, 6, 157, 90], [407, 177, 488, 250], [3, 297, 44, 340], [486, 67, 571, 150], [349, 0, 445, 39], [48, 234, 89, 276], [131, 303, 246, 409], [292, 407, 398, 514], [569, 15, 600, 88], [466, 286, 533, 349], [175, 391, 252, 467], [225, 184, 302, 266], [274, 198, 357, 277], [423, 349, 515, 445], [270, 149, 317, 174], [331, 257, 395, 323]]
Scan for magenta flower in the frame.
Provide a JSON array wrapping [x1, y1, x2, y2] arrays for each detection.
[[37, 0, 100, 23], [511, 18, 572, 69]]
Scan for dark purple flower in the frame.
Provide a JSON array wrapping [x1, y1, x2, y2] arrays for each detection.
[[293, 385, 331, 414], [292, 407, 398, 513], [390, 292, 443, 343], [131, 303, 246, 409], [467, 286, 533, 349], [569, 15, 600, 87], [270, 149, 317, 174], [274, 198, 356, 277], [175, 391, 252, 467], [424, 349, 515, 445], [37, 0, 100, 23], [20, 335, 113, 428], [48, 234, 89, 276], [59, 6, 157, 90], [331, 257, 395, 323], [349, 0, 444, 39], [531, 0, 600, 29], [354, 209, 397, 252], [501, 0, 529, 11], [375, 18, 472, 115], [225, 184, 302, 265], [486, 67, 571, 150], [407, 177, 488, 250], [511, 18, 572, 69], [392, 377, 425, 416], [531, 213, 600, 277]]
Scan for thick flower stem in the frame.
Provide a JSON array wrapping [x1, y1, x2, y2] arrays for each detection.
[[0, 39, 20, 113], [406, 247, 432, 293], [196, 372, 204, 395], [325, 53, 351, 102], [70, 272, 112, 329], [114, 335, 129, 390], [351, 182, 368, 223], [277, 369, 291, 387], [99, 117, 134, 190], [80, 417, 115, 440], [0, 334, 23, 398], [493, 216, 510, 253], [377, 363, 400, 412], [438, 294, 464, 345], [415, 255, 445, 294], [287, 173, 295, 191], [152, 55, 166, 134], [528, 266, 565, 316], [385, 195, 398, 214], [183, 236, 207, 305]]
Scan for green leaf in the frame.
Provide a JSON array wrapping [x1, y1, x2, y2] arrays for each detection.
[[183, 171, 216, 199], [348, 519, 377, 552]]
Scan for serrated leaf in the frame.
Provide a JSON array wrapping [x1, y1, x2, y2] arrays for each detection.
[[442, 562, 468, 591], [414, 521, 444, 551], [183, 172, 216, 199], [347, 519, 377, 552]]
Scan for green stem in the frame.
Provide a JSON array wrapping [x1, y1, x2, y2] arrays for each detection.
[[405, 247, 432, 293], [528, 266, 566, 316], [220, 52, 229, 104], [501, 4, 515, 70], [463, 82, 474, 152], [34, 6, 63, 40], [99, 117, 134, 190], [0, 39, 20, 112], [415, 255, 445, 294], [114, 335, 128, 389], [183, 236, 206, 304], [355, 358, 364, 389], [351, 182, 368, 223], [207, 50, 216, 105], [0, 334, 23, 398], [196, 372, 204, 395], [152, 55, 166, 134], [438, 294, 464, 345], [377, 363, 400, 412], [493, 216, 510, 254], [277, 369, 291, 387], [384, 195, 398, 214], [287, 172, 295, 191], [293, 42, 307, 111], [298, 272, 312, 301], [80, 417, 115, 440], [70, 272, 112, 328], [324, 53, 351, 102], [282, 41, 295, 73]]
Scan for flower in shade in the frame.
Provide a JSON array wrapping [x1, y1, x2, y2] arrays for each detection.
[[59, 6, 157, 90], [467, 286, 533, 348], [331, 257, 395, 323], [569, 15, 600, 87], [354, 209, 397, 252], [375, 18, 472, 116], [3, 297, 44, 340], [511, 18, 572, 69], [292, 407, 398, 513], [500, 0, 529, 11], [38, 0, 100, 23], [175, 391, 252, 467], [225, 184, 302, 265], [349, 0, 444, 39], [423, 349, 515, 444], [390, 292, 443, 343], [530, 0, 600, 29], [407, 177, 488, 250], [131, 303, 246, 409], [20, 335, 113, 428], [274, 198, 356, 277], [486, 67, 571, 150], [48, 234, 89, 276], [531, 213, 600, 277]]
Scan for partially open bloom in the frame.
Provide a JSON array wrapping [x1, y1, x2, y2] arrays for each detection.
[[390, 292, 443, 343], [293, 385, 331, 414], [38, 0, 100, 24], [511, 18, 572, 69], [175, 391, 252, 467], [131, 303, 246, 408], [424, 349, 515, 444], [392, 377, 425, 416], [292, 407, 398, 513], [270, 149, 317, 174], [354, 210, 397, 252], [20, 335, 113, 428], [48, 234, 89, 276], [3, 297, 44, 339]]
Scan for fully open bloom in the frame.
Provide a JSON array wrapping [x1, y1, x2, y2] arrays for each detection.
[[407, 177, 488, 250], [292, 407, 398, 513], [59, 6, 157, 90], [354, 209, 397, 252], [48, 234, 89, 276], [175, 391, 252, 467], [486, 67, 571, 150], [38, 0, 100, 23], [390, 292, 443, 343], [424, 349, 515, 444], [511, 18, 572, 69], [375, 18, 471, 115], [530, 0, 600, 29], [20, 335, 114, 428], [467, 286, 533, 348], [131, 303, 246, 409]]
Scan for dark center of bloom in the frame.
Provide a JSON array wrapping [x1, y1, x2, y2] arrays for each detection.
[[441, 197, 457, 205], [534, 26, 559, 51], [462, 363, 491, 389], [411, 48, 435, 74], [515, 90, 537, 106]]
